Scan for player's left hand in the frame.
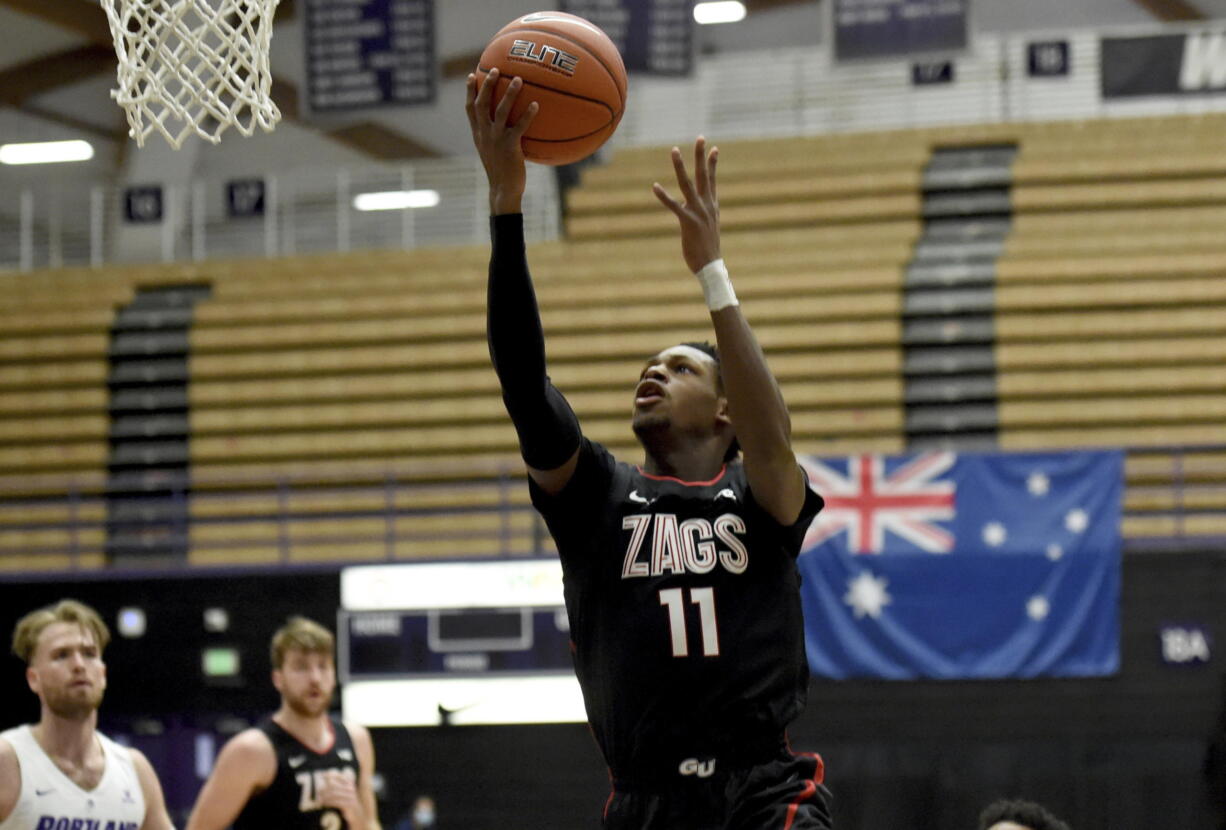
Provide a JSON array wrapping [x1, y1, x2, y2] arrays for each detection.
[[465, 68, 539, 214], [317, 770, 364, 827], [652, 136, 722, 274]]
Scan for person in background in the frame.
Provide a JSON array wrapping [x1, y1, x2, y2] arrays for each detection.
[[1205, 672, 1226, 829], [185, 616, 380, 830], [393, 795, 436, 830], [0, 598, 175, 830], [978, 798, 1072, 830]]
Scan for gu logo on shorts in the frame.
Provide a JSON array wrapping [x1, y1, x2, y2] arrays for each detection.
[[678, 757, 716, 778], [35, 819, 138, 830], [508, 40, 579, 76]]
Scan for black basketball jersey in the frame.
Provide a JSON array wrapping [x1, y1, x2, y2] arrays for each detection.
[[233, 715, 360, 830], [529, 438, 824, 779]]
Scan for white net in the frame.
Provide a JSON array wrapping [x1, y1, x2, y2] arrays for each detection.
[[99, 0, 283, 149]]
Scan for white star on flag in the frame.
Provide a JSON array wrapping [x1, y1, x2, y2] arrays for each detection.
[[844, 572, 892, 619], [1027, 596, 1050, 621], [1065, 508, 1089, 533], [982, 521, 1007, 547], [1046, 543, 1064, 561], [1027, 471, 1050, 496]]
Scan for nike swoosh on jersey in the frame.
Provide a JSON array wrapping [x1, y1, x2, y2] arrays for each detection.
[[628, 490, 650, 504], [288, 755, 308, 768]]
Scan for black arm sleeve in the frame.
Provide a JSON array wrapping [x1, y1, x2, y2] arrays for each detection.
[[487, 213, 582, 470]]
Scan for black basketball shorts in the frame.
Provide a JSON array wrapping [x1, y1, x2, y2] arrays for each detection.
[[602, 750, 832, 830]]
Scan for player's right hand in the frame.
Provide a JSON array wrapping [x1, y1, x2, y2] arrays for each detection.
[[465, 68, 539, 215], [653, 136, 722, 275], [316, 770, 363, 827]]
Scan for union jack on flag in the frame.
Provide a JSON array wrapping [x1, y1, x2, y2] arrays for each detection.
[[800, 452, 957, 554]]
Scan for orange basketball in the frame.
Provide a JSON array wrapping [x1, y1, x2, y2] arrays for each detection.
[[476, 11, 627, 166]]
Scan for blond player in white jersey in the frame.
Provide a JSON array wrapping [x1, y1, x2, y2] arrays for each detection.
[[0, 599, 174, 830]]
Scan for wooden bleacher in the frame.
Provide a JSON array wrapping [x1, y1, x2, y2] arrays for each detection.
[[1, 113, 1225, 569], [997, 116, 1226, 537]]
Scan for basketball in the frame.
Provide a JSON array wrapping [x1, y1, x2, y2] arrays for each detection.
[[476, 11, 628, 166]]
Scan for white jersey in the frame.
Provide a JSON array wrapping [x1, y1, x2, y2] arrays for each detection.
[[0, 725, 146, 830]]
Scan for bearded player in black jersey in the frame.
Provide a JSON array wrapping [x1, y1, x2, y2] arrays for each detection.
[[185, 617, 380, 830], [467, 68, 834, 830]]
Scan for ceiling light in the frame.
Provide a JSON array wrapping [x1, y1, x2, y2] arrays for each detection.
[[694, 1, 746, 24], [353, 189, 440, 211], [0, 139, 94, 165]]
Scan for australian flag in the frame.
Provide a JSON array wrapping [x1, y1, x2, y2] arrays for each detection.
[[796, 449, 1123, 679]]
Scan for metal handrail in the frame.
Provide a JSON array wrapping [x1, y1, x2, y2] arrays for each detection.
[[1, 444, 1223, 574]]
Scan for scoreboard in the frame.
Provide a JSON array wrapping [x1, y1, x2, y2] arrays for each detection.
[[562, 0, 695, 75], [304, 0, 436, 112], [832, 0, 969, 62], [345, 607, 572, 676], [339, 560, 586, 726]]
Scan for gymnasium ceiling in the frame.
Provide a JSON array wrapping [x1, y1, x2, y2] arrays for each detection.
[[0, 0, 1223, 191]]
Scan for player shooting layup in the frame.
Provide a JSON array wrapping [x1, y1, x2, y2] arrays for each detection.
[[0, 599, 174, 830], [467, 68, 834, 830]]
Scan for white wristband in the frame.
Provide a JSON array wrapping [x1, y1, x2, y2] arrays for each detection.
[[694, 258, 738, 311]]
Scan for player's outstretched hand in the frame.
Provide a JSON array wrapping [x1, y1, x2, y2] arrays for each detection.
[[652, 136, 721, 274], [465, 68, 539, 214]]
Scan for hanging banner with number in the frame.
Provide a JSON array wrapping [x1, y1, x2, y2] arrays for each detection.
[[1102, 30, 1226, 98], [226, 179, 266, 219], [562, 0, 694, 75], [1028, 40, 1070, 78], [123, 186, 163, 223], [833, 0, 968, 62], [304, 0, 435, 112]]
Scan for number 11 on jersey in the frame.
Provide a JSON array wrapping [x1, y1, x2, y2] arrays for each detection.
[[658, 587, 720, 657]]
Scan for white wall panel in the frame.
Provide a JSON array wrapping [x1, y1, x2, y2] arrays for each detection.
[[8, 20, 1226, 269]]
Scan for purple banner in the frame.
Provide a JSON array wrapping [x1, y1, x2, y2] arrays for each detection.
[[834, 0, 968, 61], [563, 0, 693, 75]]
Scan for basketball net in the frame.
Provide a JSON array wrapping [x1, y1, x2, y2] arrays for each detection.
[[99, 0, 283, 149]]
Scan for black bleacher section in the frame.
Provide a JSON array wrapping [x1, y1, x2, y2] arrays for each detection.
[[903, 144, 1016, 450], [106, 284, 211, 565]]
